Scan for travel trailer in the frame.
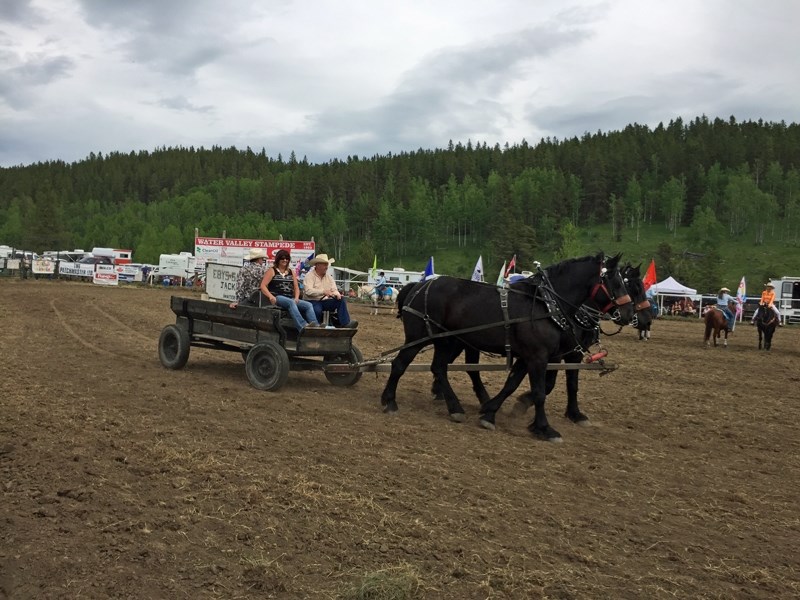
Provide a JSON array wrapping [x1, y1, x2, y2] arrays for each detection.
[[769, 277, 800, 324]]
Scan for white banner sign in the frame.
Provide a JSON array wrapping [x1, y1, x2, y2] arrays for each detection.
[[93, 264, 119, 286], [204, 262, 241, 302], [32, 259, 56, 274], [114, 264, 141, 282], [194, 237, 314, 270], [59, 262, 95, 278]]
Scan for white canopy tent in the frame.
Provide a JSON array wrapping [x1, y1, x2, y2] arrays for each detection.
[[649, 276, 701, 317]]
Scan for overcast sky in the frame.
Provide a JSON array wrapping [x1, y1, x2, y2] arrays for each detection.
[[1, 0, 799, 167]]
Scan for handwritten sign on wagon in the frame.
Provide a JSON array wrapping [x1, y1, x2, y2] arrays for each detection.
[[205, 262, 241, 302]]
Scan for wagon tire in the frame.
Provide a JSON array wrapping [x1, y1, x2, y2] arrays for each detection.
[[158, 324, 190, 370], [245, 341, 290, 391], [324, 345, 363, 387]]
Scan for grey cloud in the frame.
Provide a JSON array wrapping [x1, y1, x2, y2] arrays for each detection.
[[154, 95, 214, 113], [527, 70, 745, 139], [76, 0, 253, 76], [0, 54, 74, 109], [0, 0, 41, 25], [270, 24, 593, 159]]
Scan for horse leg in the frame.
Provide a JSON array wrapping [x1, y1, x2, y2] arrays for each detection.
[[704, 321, 712, 347], [758, 327, 763, 350], [563, 367, 590, 425], [526, 364, 561, 441], [380, 345, 422, 414], [430, 347, 497, 405], [481, 360, 559, 441], [430, 341, 468, 422], [464, 347, 492, 405], [722, 328, 728, 348]]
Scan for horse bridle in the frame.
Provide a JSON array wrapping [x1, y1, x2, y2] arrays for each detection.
[[587, 263, 632, 321]]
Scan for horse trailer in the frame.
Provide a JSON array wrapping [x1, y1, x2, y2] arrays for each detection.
[[770, 277, 800, 324]]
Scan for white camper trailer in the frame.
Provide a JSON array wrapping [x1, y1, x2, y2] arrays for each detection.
[[770, 277, 800, 324]]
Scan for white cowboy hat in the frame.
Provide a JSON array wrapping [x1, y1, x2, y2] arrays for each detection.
[[245, 248, 267, 261], [765, 282, 775, 288], [309, 253, 335, 266], [719, 287, 730, 293]]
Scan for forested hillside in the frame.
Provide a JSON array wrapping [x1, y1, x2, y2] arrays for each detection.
[[2, 115, 799, 290]]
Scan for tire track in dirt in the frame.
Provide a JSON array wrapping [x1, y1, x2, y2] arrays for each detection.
[[91, 304, 154, 343], [50, 298, 139, 361]]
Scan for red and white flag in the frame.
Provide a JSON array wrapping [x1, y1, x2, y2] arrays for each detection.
[[504, 255, 516, 277]]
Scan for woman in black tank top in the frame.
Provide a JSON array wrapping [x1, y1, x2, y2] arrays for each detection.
[[259, 250, 320, 331]]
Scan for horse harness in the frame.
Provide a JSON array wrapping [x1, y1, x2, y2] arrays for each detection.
[[395, 263, 628, 365]]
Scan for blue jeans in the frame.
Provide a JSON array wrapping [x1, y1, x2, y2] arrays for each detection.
[[719, 307, 734, 330], [309, 298, 351, 326], [274, 295, 318, 330]]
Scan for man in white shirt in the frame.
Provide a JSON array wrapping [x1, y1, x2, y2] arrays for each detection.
[[302, 254, 357, 328]]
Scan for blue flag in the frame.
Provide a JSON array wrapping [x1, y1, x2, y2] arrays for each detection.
[[423, 256, 435, 280]]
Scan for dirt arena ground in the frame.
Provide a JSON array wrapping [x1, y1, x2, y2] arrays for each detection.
[[1, 279, 799, 599]]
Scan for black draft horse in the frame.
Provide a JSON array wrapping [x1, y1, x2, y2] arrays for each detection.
[[381, 253, 634, 441], [509, 262, 653, 422], [413, 261, 650, 429], [755, 302, 778, 351]]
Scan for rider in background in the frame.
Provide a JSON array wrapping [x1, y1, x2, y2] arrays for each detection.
[[715, 286, 736, 330], [751, 282, 783, 326], [374, 271, 388, 299]]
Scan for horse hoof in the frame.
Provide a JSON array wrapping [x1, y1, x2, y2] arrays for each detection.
[[449, 412, 466, 423], [547, 436, 564, 443], [576, 419, 592, 427], [479, 419, 495, 431]]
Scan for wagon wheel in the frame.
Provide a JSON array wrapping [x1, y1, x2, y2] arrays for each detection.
[[245, 341, 290, 391], [324, 345, 364, 387], [158, 324, 190, 370]]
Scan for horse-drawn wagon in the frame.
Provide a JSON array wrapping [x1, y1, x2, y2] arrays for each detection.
[[158, 296, 363, 391]]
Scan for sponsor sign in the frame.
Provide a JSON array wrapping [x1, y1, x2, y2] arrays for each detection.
[[194, 237, 314, 270], [93, 264, 119, 286], [32, 259, 56, 275], [7, 259, 20, 270], [205, 262, 241, 302], [59, 262, 95, 278], [114, 264, 142, 282]]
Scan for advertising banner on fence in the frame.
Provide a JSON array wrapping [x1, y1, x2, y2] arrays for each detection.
[[194, 237, 314, 270], [114, 264, 142, 282], [93, 264, 119, 286], [59, 262, 95, 278], [204, 262, 241, 302], [32, 259, 56, 275]]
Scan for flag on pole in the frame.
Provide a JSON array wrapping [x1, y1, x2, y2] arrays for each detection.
[[371, 255, 378, 280], [496, 261, 507, 287], [735, 275, 746, 320], [642, 259, 657, 291], [504, 254, 517, 277], [296, 252, 314, 277], [471, 255, 484, 282], [422, 256, 435, 280]]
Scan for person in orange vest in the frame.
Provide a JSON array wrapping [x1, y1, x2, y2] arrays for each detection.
[[751, 282, 783, 326]]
